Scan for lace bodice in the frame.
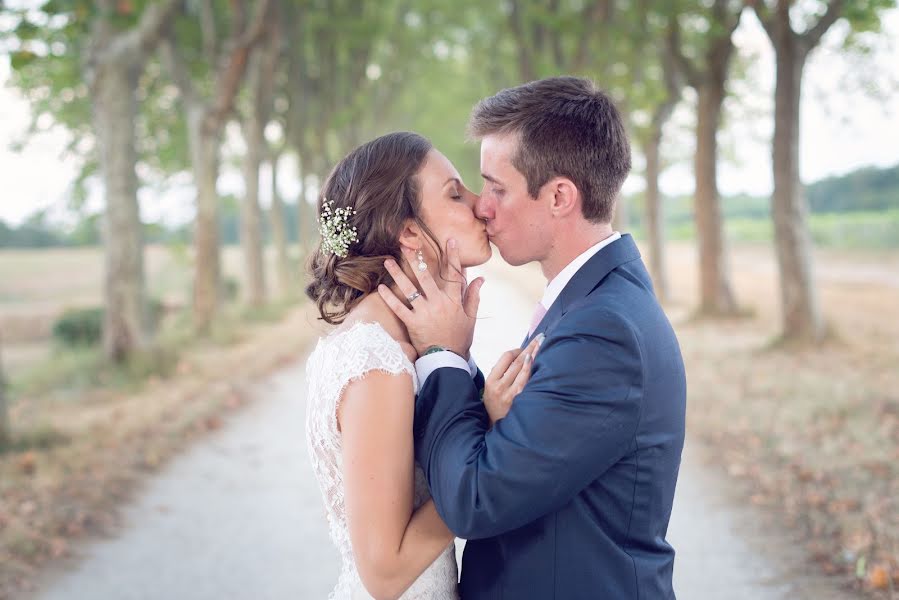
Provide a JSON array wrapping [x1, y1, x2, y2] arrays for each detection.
[[305, 322, 458, 600]]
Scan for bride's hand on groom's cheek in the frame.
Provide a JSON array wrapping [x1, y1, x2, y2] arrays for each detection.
[[483, 334, 544, 426]]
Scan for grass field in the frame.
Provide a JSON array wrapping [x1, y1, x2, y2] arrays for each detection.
[[0, 243, 304, 373]]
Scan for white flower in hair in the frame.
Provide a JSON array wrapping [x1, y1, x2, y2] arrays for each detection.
[[318, 198, 358, 258]]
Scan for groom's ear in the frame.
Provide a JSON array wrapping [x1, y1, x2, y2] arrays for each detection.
[[547, 177, 580, 219], [397, 219, 423, 252]]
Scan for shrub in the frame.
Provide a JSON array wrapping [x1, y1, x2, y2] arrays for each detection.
[[52, 307, 103, 347], [223, 277, 240, 302], [51, 299, 166, 349]]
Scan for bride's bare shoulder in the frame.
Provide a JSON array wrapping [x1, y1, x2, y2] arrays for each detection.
[[343, 293, 417, 363]]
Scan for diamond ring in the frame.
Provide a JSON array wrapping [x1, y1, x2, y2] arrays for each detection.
[[407, 291, 422, 303]]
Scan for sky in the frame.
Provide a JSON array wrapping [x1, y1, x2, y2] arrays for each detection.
[[1, 8, 898, 228]]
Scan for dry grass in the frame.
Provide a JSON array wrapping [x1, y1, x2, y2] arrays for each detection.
[[0, 302, 321, 598], [487, 240, 899, 597], [0, 244, 316, 599]]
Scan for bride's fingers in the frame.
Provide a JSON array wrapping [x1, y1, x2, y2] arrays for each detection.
[[383, 258, 421, 305], [489, 349, 521, 384], [511, 351, 533, 394], [377, 284, 414, 321], [402, 247, 441, 299], [500, 348, 528, 385], [503, 335, 542, 383], [444, 238, 465, 301], [463, 277, 484, 318]]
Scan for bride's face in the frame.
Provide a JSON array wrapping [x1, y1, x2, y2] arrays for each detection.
[[415, 149, 492, 268]]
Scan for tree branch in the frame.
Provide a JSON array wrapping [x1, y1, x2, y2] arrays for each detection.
[[236, 0, 272, 49], [254, 6, 281, 124], [158, 37, 199, 107], [660, 40, 685, 102], [665, 13, 701, 88], [571, 0, 612, 71], [109, 0, 182, 62], [205, 0, 273, 131], [745, 0, 776, 41], [803, 0, 844, 48], [714, 0, 742, 37], [508, 0, 536, 81], [200, 0, 218, 66]]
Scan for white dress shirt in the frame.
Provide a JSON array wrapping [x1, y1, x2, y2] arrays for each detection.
[[414, 232, 622, 387]]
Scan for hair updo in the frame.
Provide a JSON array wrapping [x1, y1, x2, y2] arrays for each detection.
[[305, 132, 439, 325]]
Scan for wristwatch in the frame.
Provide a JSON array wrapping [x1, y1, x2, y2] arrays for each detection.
[[422, 345, 451, 357]]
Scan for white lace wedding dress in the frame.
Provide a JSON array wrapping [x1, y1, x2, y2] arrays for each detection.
[[305, 321, 459, 600]]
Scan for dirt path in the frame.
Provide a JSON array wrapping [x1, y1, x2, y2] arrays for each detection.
[[28, 265, 852, 599]]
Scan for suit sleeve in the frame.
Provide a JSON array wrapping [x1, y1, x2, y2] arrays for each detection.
[[413, 310, 642, 540]]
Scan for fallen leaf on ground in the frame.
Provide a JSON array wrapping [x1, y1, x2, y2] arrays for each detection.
[[868, 564, 890, 589], [17, 453, 37, 476]]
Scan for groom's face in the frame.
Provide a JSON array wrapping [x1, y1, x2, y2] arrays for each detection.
[[476, 133, 552, 266]]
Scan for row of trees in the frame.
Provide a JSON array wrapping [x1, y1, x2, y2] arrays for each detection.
[[1, 0, 894, 367]]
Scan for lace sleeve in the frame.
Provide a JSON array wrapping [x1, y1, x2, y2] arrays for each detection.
[[305, 322, 418, 522], [304, 323, 458, 600]]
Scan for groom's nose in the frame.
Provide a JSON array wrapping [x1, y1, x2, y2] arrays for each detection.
[[475, 195, 493, 220]]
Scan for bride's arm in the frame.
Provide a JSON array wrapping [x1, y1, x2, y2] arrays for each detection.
[[337, 370, 454, 600]]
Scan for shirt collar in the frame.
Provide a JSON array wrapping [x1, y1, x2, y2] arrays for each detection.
[[540, 232, 622, 311]]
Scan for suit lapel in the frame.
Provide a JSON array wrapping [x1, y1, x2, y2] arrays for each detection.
[[523, 234, 641, 346]]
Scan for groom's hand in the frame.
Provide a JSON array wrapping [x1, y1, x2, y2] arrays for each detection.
[[378, 238, 484, 358]]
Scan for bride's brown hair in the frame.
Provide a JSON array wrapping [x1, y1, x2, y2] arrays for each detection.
[[305, 132, 443, 325]]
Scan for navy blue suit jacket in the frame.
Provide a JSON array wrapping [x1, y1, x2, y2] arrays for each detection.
[[414, 234, 686, 599]]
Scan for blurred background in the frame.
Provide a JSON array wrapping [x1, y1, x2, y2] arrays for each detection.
[[0, 0, 897, 598]]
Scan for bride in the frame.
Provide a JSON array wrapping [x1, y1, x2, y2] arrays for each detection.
[[304, 132, 527, 599]]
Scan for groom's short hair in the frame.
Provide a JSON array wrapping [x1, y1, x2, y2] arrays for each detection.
[[468, 76, 631, 224]]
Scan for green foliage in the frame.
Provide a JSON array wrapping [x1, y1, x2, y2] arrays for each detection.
[[51, 300, 165, 348], [632, 202, 899, 250], [0, 210, 99, 248], [51, 307, 103, 347], [807, 210, 899, 249], [806, 164, 899, 213], [842, 0, 897, 41], [2, 0, 192, 196], [0, 423, 68, 454], [11, 341, 180, 399], [628, 162, 899, 249], [0, 218, 65, 248], [222, 277, 240, 303]]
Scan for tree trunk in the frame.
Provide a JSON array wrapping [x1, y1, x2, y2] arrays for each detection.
[[643, 120, 669, 302], [0, 332, 9, 448], [91, 59, 149, 361], [694, 76, 738, 315], [771, 32, 823, 340], [269, 152, 292, 297], [187, 107, 222, 335], [240, 115, 268, 308], [296, 153, 313, 251]]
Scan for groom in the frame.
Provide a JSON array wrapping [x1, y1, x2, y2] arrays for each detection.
[[380, 77, 686, 599]]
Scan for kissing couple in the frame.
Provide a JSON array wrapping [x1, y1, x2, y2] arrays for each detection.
[[305, 76, 687, 600]]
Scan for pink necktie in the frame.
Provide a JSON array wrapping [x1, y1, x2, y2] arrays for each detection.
[[528, 302, 548, 338]]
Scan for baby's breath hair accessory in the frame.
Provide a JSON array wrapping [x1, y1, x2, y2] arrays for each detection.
[[318, 199, 358, 258]]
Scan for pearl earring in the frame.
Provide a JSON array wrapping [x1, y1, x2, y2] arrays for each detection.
[[416, 249, 428, 272]]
